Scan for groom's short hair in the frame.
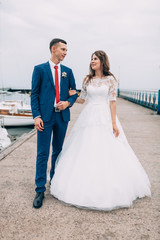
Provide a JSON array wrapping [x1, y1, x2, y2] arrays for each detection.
[[49, 38, 67, 51]]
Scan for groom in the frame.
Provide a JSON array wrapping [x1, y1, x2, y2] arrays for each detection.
[[31, 38, 78, 208]]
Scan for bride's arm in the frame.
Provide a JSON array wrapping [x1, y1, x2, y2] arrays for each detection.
[[76, 97, 85, 104], [69, 78, 87, 104], [108, 76, 119, 137], [110, 101, 119, 137], [69, 89, 85, 104]]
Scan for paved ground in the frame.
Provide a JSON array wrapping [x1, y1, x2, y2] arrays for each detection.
[[0, 98, 160, 240]]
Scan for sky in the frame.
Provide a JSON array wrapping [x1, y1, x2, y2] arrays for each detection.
[[0, 0, 160, 90]]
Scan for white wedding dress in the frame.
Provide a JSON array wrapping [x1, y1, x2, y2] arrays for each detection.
[[50, 76, 151, 211]]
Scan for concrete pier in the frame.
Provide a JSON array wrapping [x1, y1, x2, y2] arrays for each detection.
[[0, 98, 160, 240]]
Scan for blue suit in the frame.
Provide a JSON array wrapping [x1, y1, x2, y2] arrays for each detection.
[[31, 61, 78, 192]]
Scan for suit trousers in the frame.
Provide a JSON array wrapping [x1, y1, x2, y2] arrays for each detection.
[[35, 110, 68, 192]]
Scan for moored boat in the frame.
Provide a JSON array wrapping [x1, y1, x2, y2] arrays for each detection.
[[0, 101, 34, 127]]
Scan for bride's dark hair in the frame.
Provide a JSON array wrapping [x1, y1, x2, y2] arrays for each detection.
[[84, 50, 117, 84]]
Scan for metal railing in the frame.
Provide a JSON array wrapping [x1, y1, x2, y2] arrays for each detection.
[[118, 89, 160, 114]]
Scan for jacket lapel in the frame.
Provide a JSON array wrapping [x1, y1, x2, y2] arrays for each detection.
[[45, 62, 55, 88], [60, 64, 65, 92]]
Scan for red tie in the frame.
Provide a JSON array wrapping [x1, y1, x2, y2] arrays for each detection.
[[54, 66, 60, 104]]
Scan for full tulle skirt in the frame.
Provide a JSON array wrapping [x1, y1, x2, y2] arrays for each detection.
[[50, 103, 151, 211]]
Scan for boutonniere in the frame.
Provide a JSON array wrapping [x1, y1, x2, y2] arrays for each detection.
[[62, 72, 67, 78]]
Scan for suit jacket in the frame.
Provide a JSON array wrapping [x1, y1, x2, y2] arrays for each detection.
[[31, 61, 78, 122]]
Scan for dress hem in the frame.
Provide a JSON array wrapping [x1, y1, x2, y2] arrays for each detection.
[[51, 192, 151, 212]]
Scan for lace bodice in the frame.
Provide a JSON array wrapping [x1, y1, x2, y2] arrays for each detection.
[[80, 76, 118, 104]]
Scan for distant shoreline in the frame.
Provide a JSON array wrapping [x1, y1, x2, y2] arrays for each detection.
[[0, 88, 159, 92], [0, 88, 31, 93]]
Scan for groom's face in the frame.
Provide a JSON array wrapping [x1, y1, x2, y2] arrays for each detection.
[[52, 42, 67, 62]]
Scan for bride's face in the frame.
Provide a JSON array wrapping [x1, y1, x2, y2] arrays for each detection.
[[90, 54, 101, 71]]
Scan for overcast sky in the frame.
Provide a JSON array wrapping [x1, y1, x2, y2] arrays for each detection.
[[0, 0, 160, 90]]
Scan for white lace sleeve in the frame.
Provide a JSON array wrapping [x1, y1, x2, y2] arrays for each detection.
[[79, 80, 87, 100], [108, 76, 118, 101]]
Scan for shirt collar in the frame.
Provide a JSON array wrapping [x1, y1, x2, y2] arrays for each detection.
[[49, 60, 60, 69]]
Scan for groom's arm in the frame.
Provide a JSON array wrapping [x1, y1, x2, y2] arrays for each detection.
[[66, 69, 78, 107], [31, 66, 41, 119]]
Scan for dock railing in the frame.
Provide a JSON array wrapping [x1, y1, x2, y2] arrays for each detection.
[[118, 89, 160, 115]]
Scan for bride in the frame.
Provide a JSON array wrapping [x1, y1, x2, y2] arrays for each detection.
[[50, 50, 151, 211]]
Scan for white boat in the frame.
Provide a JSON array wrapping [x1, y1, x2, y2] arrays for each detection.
[[0, 126, 11, 151], [0, 101, 34, 126]]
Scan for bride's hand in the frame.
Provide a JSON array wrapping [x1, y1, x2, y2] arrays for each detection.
[[69, 88, 77, 96], [112, 123, 119, 137]]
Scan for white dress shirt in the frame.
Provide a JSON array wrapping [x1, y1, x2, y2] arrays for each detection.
[[49, 59, 61, 107]]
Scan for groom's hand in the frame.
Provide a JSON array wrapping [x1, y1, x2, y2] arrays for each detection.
[[56, 101, 70, 110], [34, 117, 44, 131]]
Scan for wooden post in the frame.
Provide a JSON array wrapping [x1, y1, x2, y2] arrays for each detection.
[[157, 90, 160, 115]]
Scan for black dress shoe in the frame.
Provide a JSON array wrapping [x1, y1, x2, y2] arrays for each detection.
[[33, 192, 44, 209]]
